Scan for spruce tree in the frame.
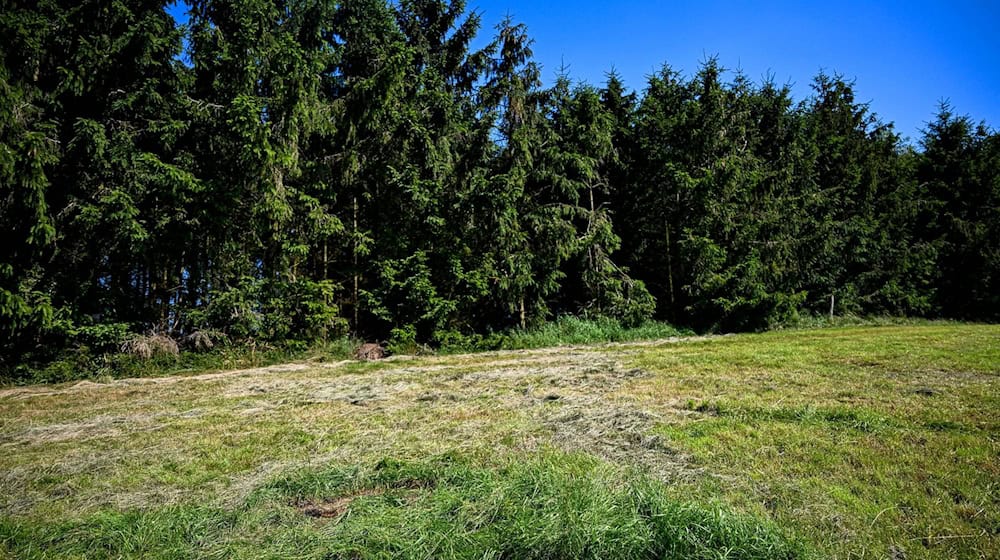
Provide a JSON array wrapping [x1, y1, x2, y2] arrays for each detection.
[[0, 2, 60, 364], [918, 105, 1000, 319]]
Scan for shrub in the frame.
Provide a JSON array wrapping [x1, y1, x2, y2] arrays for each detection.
[[120, 334, 179, 360], [69, 322, 131, 354], [182, 330, 227, 353], [189, 278, 346, 343]]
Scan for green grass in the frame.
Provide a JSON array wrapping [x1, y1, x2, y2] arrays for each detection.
[[1, 323, 997, 558], [439, 316, 691, 353], [0, 452, 802, 559], [503, 316, 690, 348], [627, 325, 1000, 559]]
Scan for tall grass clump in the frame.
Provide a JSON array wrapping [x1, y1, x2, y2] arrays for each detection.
[[248, 451, 803, 560], [503, 316, 690, 349], [0, 452, 805, 559], [119, 334, 179, 360], [439, 316, 691, 354]]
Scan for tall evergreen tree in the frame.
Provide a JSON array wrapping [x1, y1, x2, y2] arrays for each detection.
[[2, 0, 999, 376], [0, 1, 60, 364], [917, 105, 1000, 319], [546, 75, 653, 324], [362, 0, 496, 342], [187, 0, 345, 341], [478, 15, 553, 328]]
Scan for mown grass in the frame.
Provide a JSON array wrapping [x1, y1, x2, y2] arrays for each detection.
[[5, 318, 686, 385], [627, 325, 999, 559], [1, 323, 997, 559], [6, 337, 360, 385]]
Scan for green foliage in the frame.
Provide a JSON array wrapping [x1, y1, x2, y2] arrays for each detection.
[[1, 0, 997, 377], [438, 316, 690, 353], [917, 103, 1000, 319], [0, 4, 60, 365], [70, 323, 133, 354], [367, 252, 457, 341], [5, 337, 359, 385], [189, 278, 346, 343]]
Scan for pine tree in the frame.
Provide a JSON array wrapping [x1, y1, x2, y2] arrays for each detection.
[[546, 75, 653, 324], [3, 0, 999, 375], [478, 15, 550, 329], [0, 2, 60, 364], [622, 64, 692, 322], [186, 0, 345, 341], [362, 0, 496, 342], [918, 104, 1000, 319]]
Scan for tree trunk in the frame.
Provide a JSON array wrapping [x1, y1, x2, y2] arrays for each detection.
[[666, 223, 676, 319], [589, 187, 600, 313], [353, 196, 359, 333]]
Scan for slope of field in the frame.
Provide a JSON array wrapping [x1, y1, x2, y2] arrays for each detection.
[[1, 325, 997, 558]]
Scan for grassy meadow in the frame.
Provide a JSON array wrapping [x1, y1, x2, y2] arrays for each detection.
[[1, 324, 997, 558]]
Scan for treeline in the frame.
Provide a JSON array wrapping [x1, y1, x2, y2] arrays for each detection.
[[2, 0, 998, 373]]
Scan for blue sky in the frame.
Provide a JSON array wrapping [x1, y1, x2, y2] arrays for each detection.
[[167, 1, 999, 141]]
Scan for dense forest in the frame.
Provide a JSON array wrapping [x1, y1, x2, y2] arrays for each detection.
[[2, 0, 998, 377]]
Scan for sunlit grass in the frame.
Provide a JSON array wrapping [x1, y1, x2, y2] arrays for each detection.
[[1, 324, 996, 558], [627, 325, 999, 559]]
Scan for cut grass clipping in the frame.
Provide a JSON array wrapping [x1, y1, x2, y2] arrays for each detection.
[[0, 452, 803, 560]]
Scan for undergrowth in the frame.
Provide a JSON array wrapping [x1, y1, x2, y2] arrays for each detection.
[[2, 338, 358, 386], [437, 316, 691, 354], [2, 318, 689, 385], [2, 315, 955, 385]]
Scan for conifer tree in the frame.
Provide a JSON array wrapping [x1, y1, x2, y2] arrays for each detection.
[[546, 75, 653, 324], [478, 15, 551, 328], [2, 0, 999, 376], [0, 2, 60, 364], [918, 105, 1000, 319]]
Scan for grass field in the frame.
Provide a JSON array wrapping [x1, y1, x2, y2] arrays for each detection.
[[1, 324, 997, 558]]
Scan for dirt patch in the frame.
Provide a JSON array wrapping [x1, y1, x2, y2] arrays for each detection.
[[297, 488, 384, 518]]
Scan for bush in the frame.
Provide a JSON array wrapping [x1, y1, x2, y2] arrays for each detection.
[[69, 322, 132, 354], [182, 330, 227, 353], [188, 278, 347, 343], [435, 316, 690, 354]]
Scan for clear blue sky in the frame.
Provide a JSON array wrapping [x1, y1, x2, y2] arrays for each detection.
[[167, 0, 999, 141]]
